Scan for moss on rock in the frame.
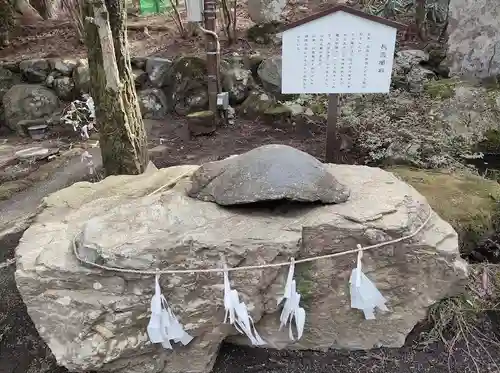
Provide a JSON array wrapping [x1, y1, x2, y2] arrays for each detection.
[[475, 129, 500, 152], [246, 21, 282, 44], [187, 110, 213, 118], [294, 262, 314, 311], [264, 104, 291, 115], [238, 89, 273, 118], [423, 79, 458, 99], [390, 166, 500, 255]]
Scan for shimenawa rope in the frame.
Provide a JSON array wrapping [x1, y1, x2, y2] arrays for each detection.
[[72, 205, 433, 275]]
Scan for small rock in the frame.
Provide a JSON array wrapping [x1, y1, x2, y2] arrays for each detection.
[[0, 67, 20, 103], [131, 56, 147, 70], [284, 103, 305, 115], [248, 0, 286, 23], [145, 57, 172, 88], [394, 50, 429, 72], [393, 50, 433, 91], [53, 76, 76, 101], [51, 59, 78, 76], [45, 73, 55, 88], [304, 107, 314, 116], [16, 119, 48, 136], [72, 59, 90, 94], [132, 69, 148, 87], [3, 84, 59, 136], [167, 57, 209, 115], [247, 22, 283, 44], [239, 89, 273, 118], [188, 144, 350, 205], [186, 110, 216, 136], [27, 123, 48, 140], [257, 56, 282, 96], [262, 104, 292, 127], [19, 59, 50, 83], [1, 61, 20, 73], [406, 66, 436, 92], [137, 88, 168, 119], [15, 146, 58, 160], [244, 53, 265, 78], [222, 57, 254, 104]]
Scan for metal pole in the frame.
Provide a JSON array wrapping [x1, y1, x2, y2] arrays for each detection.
[[325, 93, 340, 163], [203, 0, 218, 115]]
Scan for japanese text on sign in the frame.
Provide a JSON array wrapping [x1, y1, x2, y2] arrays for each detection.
[[281, 10, 398, 94]]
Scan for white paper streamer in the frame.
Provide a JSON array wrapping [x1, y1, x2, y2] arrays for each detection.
[[349, 246, 389, 320], [81, 124, 90, 139], [223, 263, 266, 346], [147, 273, 193, 349], [80, 150, 94, 175], [277, 258, 306, 341]]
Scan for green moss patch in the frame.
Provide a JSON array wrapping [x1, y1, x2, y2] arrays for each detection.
[[295, 262, 315, 311], [390, 166, 500, 254], [423, 79, 458, 100]]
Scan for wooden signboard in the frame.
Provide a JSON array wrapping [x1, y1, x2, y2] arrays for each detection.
[[280, 5, 405, 162]]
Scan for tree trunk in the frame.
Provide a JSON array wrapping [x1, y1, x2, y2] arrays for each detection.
[[0, 0, 15, 46], [415, 0, 426, 40], [83, 0, 149, 176], [15, 0, 44, 22], [35, 0, 64, 19]]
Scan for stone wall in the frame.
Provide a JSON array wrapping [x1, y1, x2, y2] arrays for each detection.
[[0, 54, 263, 136]]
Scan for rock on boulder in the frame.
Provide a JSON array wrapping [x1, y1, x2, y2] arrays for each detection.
[[446, 0, 500, 79], [3, 84, 59, 135], [188, 144, 350, 205], [15, 156, 466, 373]]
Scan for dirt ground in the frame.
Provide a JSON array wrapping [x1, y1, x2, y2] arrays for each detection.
[[147, 116, 329, 166], [0, 0, 421, 62]]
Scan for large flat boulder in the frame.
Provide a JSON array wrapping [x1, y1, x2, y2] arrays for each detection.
[[15, 161, 467, 373]]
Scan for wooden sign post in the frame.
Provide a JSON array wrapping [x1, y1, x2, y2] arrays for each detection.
[[280, 5, 405, 163], [325, 93, 340, 162]]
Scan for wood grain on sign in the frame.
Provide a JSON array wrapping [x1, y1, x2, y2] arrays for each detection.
[[281, 10, 397, 94]]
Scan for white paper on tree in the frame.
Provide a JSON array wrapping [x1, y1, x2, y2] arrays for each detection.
[[223, 264, 266, 346], [281, 10, 398, 94], [277, 258, 306, 340], [349, 248, 389, 319], [147, 274, 193, 349]]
